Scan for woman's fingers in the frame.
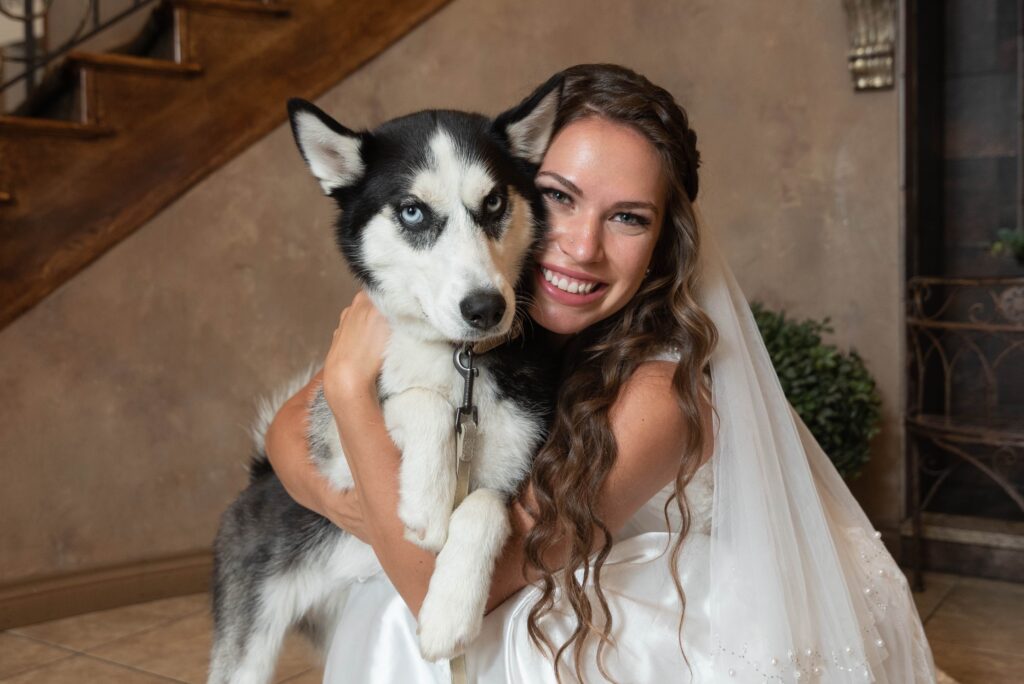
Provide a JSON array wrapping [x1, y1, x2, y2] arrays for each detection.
[[323, 290, 392, 411]]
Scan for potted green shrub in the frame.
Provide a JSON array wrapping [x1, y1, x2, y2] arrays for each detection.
[[751, 302, 882, 480], [990, 228, 1024, 266]]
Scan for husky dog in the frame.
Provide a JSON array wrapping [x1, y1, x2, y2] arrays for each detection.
[[208, 80, 562, 684]]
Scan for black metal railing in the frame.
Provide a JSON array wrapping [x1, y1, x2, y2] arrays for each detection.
[[905, 276, 1024, 588], [1, 0, 159, 102]]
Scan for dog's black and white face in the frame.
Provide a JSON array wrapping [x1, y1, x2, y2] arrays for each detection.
[[287, 82, 561, 343]]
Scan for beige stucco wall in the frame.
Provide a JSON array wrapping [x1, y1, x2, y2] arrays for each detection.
[[0, 0, 902, 584]]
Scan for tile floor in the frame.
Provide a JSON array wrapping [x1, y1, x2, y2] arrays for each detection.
[[0, 594, 321, 683], [1, 572, 1021, 682]]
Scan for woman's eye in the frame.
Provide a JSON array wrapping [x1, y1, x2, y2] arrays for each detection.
[[400, 205, 425, 226], [613, 212, 650, 227], [541, 188, 570, 205], [484, 192, 505, 214]]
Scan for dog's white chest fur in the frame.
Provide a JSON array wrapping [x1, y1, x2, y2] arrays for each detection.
[[380, 332, 538, 493], [310, 330, 543, 661]]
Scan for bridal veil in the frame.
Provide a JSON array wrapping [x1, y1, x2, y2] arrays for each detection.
[[694, 206, 936, 682]]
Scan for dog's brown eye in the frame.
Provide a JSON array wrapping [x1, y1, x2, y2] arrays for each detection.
[[484, 192, 505, 214]]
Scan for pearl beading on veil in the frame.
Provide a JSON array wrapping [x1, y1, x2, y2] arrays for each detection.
[[709, 525, 912, 683], [711, 635, 878, 682], [859, 529, 906, 618], [711, 636, 835, 682]]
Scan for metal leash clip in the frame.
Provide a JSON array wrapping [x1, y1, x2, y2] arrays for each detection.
[[454, 344, 478, 430]]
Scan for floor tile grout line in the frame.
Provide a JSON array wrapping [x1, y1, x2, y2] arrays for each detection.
[[0, 652, 78, 682], [6, 602, 210, 655], [70, 606, 211, 656], [78, 652, 191, 683], [1, 630, 80, 654], [2, 625, 194, 683], [927, 635, 1024, 662], [920, 576, 960, 625], [1, 597, 304, 683], [0, 631, 80, 681]]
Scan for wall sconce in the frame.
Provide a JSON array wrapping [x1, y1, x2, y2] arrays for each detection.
[[842, 0, 897, 90]]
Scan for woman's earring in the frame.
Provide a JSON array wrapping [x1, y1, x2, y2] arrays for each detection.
[[645, 267, 651, 277]]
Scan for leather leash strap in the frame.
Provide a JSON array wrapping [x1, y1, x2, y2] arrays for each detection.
[[454, 416, 477, 511], [449, 345, 479, 684], [445, 327, 518, 683], [450, 652, 469, 684]]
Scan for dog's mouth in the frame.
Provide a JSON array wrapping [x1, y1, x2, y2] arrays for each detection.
[[458, 320, 515, 344]]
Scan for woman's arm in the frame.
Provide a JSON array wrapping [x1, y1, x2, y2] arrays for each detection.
[[336, 359, 711, 616], [264, 368, 372, 544], [269, 292, 713, 617], [267, 371, 526, 612]]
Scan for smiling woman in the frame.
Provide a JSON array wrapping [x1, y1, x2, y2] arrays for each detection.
[[530, 116, 668, 337]]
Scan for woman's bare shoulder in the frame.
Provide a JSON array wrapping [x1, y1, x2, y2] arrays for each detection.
[[609, 360, 684, 442], [595, 361, 688, 529], [611, 359, 714, 469]]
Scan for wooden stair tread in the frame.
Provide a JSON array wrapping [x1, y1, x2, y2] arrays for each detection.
[[66, 51, 204, 76], [0, 0, 451, 330], [170, 0, 292, 16], [0, 116, 114, 138]]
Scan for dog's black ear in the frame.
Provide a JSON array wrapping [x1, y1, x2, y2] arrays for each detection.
[[493, 75, 563, 165], [287, 98, 366, 195]]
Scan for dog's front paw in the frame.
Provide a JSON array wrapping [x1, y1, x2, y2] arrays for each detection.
[[399, 503, 449, 553], [416, 589, 482, 662]]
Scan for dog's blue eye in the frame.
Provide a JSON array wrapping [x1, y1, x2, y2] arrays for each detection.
[[400, 205, 424, 225], [484, 192, 505, 214]]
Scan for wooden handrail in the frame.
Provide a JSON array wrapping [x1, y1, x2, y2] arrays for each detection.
[[0, 116, 114, 138], [170, 0, 293, 17], [66, 51, 204, 76]]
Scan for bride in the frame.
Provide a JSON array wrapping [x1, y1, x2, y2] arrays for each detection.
[[265, 64, 937, 683]]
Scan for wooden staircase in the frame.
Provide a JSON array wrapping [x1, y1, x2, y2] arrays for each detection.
[[0, 0, 449, 330]]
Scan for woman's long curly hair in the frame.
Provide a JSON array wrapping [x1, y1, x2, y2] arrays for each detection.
[[521, 64, 719, 682]]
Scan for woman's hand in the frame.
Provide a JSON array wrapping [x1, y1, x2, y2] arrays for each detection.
[[322, 290, 391, 414]]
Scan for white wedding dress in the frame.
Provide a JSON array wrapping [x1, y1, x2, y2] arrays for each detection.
[[321, 222, 937, 683], [322, 445, 933, 683]]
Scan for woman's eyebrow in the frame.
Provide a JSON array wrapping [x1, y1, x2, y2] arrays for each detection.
[[611, 200, 658, 213], [536, 171, 583, 196]]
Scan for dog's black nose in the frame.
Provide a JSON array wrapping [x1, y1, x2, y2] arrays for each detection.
[[460, 291, 506, 330]]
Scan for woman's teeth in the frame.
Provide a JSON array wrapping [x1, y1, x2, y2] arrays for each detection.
[[542, 267, 600, 295]]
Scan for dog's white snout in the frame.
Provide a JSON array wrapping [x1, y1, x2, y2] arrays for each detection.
[[459, 290, 506, 331]]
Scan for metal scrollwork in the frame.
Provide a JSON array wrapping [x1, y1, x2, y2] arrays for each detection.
[[0, 0, 55, 21], [1, 0, 156, 101], [906, 276, 1024, 589], [997, 286, 1024, 324]]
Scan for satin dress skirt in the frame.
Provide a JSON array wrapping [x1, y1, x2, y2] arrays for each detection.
[[322, 530, 713, 683]]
